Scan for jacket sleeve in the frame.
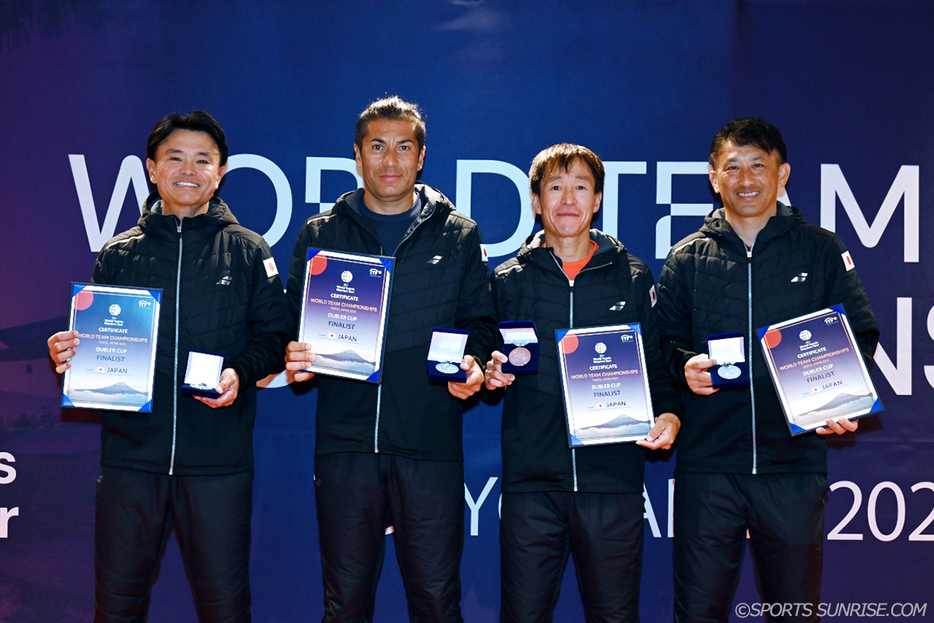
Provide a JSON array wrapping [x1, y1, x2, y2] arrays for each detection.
[[455, 224, 498, 368], [824, 236, 880, 370], [656, 249, 697, 390], [227, 240, 291, 388], [637, 266, 684, 418]]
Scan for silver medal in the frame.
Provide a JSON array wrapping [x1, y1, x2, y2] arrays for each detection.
[[508, 347, 531, 367]]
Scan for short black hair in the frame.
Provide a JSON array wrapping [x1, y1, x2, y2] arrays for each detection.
[[709, 117, 787, 167], [529, 143, 605, 197], [355, 96, 426, 151], [147, 111, 228, 167]]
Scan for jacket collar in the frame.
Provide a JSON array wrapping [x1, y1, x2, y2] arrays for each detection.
[[330, 183, 454, 241], [701, 201, 805, 251], [139, 190, 238, 238], [518, 229, 625, 272]]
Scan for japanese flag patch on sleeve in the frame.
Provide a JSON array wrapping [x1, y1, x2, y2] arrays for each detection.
[[480, 243, 489, 263], [842, 250, 855, 272], [264, 257, 279, 278], [649, 284, 657, 307]]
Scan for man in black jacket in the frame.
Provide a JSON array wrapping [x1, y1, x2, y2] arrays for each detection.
[[484, 144, 682, 623], [47, 111, 292, 622], [284, 96, 497, 622], [656, 118, 880, 623]]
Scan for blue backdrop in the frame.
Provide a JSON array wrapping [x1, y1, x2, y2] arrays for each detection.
[[1, 1, 932, 621]]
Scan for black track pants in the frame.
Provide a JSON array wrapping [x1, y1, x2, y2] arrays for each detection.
[[673, 472, 827, 623], [500, 490, 645, 623], [94, 466, 253, 623], [314, 452, 465, 623]]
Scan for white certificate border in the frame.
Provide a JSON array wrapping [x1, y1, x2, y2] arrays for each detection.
[[556, 323, 655, 447], [759, 305, 881, 434], [298, 248, 394, 383], [62, 283, 161, 412]]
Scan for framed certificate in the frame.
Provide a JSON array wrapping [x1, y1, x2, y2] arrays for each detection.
[[758, 305, 882, 435], [298, 248, 394, 383], [556, 324, 655, 447], [62, 283, 161, 412]]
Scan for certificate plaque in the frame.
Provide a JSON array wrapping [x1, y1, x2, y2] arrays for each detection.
[[298, 248, 394, 383], [757, 305, 882, 435], [556, 324, 655, 447], [62, 283, 161, 412]]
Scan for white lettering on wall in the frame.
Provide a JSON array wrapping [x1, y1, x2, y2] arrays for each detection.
[[643, 483, 661, 538], [601, 161, 647, 242], [655, 161, 712, 259], [72, 156, 919, 270], [305, 157, 361, 214], [0, 452, 15, 484], [0, 452, 17, 539], [874, 297, 911, 395], [0, 507, 19, 539], [456, 160, 533, 258], [464, 477, 498, 537], [821, 164, 919, 263], [70, 155, 149, 252], [225, 154, 293, 247]]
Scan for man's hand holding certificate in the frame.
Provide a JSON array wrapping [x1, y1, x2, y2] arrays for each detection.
[[296, 249, 394, 383]]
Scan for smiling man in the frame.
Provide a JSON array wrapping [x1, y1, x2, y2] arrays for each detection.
[[47, 111, 291, 622], [656, 118, 880, 623], [484, 144, 682, 623], [284, 96, 496, 622]]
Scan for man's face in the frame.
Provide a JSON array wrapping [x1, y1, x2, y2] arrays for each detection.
[[354, 118, 425, 214], [532, 158, 602, 243], [146, 129, 225, 218], [709, 141, 790, 223]]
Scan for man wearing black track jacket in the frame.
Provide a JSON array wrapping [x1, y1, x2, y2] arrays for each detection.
[[655, 118, 880, 623], [484, 143, 682, 623], [48, 111, 291, 623], [284, 96, 497, 622]]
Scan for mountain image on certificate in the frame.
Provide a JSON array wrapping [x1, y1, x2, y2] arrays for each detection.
[[556, 324, 654, 447], [299, 249, 394, 383], [67, 381, 150, 405], [311, 347, 378, 377]]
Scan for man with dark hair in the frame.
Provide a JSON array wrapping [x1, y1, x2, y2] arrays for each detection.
[[354, 94, 426, 153], [147, 111, 231, 165], [48, 111, 291, 623], [284, 96, 497, 622], [656, 117, 879, 622], [484, 143, 682, 623]]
